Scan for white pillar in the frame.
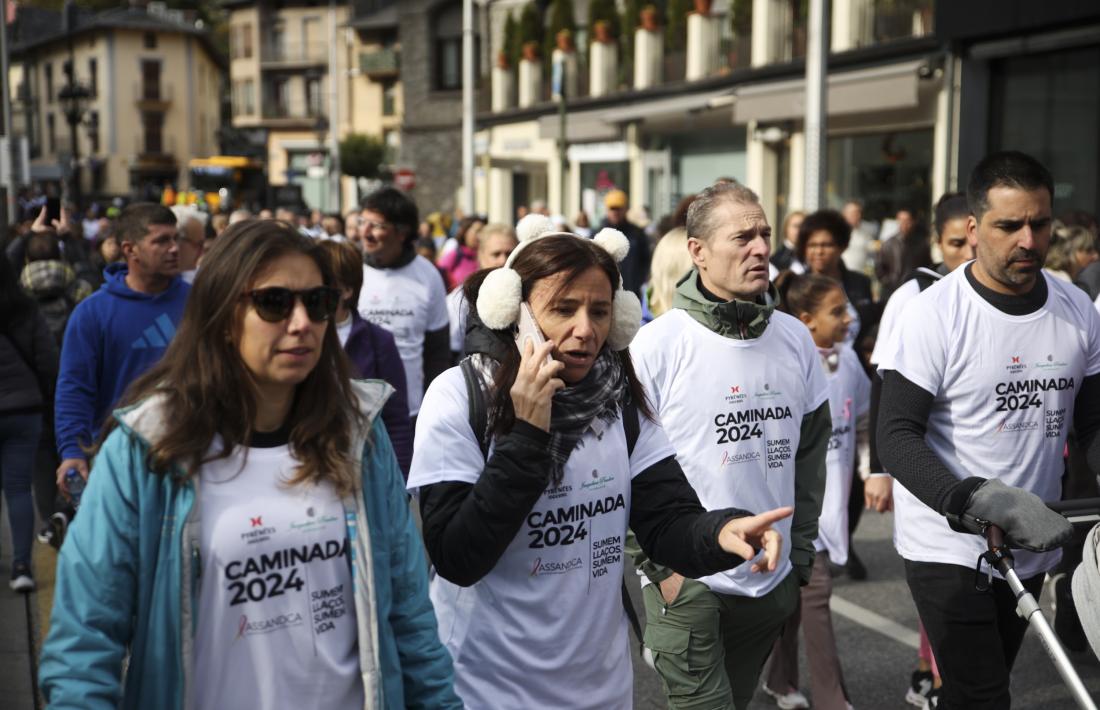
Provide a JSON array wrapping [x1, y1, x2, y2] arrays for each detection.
[[518, 58, 542, 108], [803, 0, 829, 211], [751, 0, 771, 67], [461, 0, 475, 215], [831, 0, 856, 51], [634, 28, 663, 89], [589, 41, 618, 97], [551, 49, 578, 99], [932, 73, 949, 208], [788, 130, 806, 211], [686, 13, 720, 80], [491, 65, 514, 111], [488, 166, 513, 224]]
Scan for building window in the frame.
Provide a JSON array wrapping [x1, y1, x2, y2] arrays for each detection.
[[144, 32, 157, 50], [432, 4, 476, 91], [306, 76, 323, 117], [270, 21, 286, 61], [88, 110, 100, 154], [382, 80, 396, 116], [141, 60, 160, 100], [270, 77, 289, 117], [243, 23, 253, 58], [143, 111, 164, 154], [47, 113, 55, 153], [88, 58, 97, 97], [45, 63, 53, 102], [243, 79, 255, 115], [303, 17, 321, 61]]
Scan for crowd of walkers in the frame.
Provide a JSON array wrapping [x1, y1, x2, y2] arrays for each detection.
[[0, 150, 1099, 710]]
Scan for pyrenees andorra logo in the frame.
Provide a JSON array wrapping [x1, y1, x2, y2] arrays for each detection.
[[725, 385, 747, 405], [1005, 355, 1027, 374]]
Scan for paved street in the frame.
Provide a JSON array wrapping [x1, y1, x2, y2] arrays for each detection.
[[631, 511, 1100, 709], [3, 506, 1098, 709]]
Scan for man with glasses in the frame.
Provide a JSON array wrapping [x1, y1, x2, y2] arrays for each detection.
[[599, 189, 650, 298], [54, 203, 188, 498], [356, 187, 449, 425]]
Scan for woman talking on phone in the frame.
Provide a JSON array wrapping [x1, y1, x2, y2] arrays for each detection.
[[407, 216, 793, 709], [39, 220, 460, 710]]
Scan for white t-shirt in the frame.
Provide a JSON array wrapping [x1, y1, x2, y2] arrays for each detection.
[[630, 309, 830, 597], [335, 315, 353, 347], [407, 365, 675, 710], [358, 255, 449, 416], [870, 277, 922, 368], [190, 444, 362, 710], [887, 268, 1100, 579], [815, 346, 870, 565], [445, 287, 467, 354]]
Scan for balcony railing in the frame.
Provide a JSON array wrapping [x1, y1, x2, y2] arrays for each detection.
[[853, 0, 934, 47], [262, 100, 325, 121], [134, 81, 174, 105], [360, 48, 400, 78], [261, 41, 327, 66], [134, 134, 177, 162]]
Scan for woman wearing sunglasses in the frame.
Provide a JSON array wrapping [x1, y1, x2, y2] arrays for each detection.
[[39, 220, 461, 710]]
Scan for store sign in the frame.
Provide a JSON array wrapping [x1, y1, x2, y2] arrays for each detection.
[[394, 168, 416, 191]]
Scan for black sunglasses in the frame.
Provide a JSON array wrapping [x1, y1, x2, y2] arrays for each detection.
[[244, 287, 341, 323]]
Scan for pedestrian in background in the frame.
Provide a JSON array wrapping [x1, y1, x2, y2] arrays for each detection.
[[39, 220, 461, 710], [0, 250, 58, 592]]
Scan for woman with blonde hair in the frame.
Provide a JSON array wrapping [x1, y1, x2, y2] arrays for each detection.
[[643, 227, 693, 321], [1046, 223, 1098, 282], [39, 219, 460, 709]]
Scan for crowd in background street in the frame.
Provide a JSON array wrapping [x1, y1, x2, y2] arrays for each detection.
[[1, 150, 1100, 710]]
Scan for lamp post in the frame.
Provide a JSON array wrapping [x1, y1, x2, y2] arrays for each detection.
[[58, 63, 90, 211]]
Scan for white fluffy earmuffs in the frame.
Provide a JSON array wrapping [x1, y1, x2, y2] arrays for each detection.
[[476, 214, 643, 351]]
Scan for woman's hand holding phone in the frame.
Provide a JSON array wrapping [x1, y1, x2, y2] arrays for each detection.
[[510, 339, 564, 432]]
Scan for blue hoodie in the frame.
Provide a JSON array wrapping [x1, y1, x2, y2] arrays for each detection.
[[55, 263, 190, 461]]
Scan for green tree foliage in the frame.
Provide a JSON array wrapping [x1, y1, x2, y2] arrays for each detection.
[[517, 2, 544, 60], [587, 0, 620, 40], [620, 0, 642, 76], [730, 0, 753, 37], [502, 11, 520, 67], [665, 0, 690, 51], [339, 133, 386, 180]]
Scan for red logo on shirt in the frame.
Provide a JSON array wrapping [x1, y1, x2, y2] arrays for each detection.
[[730, 386, 741, 394], [250, 516, 263, 527], [1011, 356, 1021, 364]]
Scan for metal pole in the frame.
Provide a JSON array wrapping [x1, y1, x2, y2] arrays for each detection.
[[461, 0, 475, 215], [803, 0, 829, 211], [327, 0, 341, 213], [65, 2, 81, 211], [0, 3, 14, 235], [1002, 568, 1098, 710], [557, 59, 567, 218]]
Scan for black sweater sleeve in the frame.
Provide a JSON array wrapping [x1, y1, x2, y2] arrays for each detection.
[[419, 420, 554, 587], [868, 370, 884, 473], [877, 369, 984, 521], [1074, 373, 1100, 476], [629, 455, 750, 579]]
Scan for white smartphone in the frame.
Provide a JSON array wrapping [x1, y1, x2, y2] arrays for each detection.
[[515, 303, 553, 365]]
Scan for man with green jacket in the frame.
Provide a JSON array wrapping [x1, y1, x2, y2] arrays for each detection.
[[629, 181, 830, 710]]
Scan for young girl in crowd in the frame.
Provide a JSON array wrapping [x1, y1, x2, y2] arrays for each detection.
[[438, 215, 486, 291], [408, 216, 794, 709], [39, 220, 460, 710], [763, 271, 871, 710], [641, 226, 692, 322]]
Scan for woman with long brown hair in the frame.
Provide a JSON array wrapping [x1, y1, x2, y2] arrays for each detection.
[[407, 216, 793, 709], [39, 220, 461, 710]]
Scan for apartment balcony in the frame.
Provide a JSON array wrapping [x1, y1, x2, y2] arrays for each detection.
[[360, 47, 400, 79], [134, 82, 174, 109], [260, 100, 326, 128], [261, 41, 327, 68], [851, 0, 934, 48], [133, 134, 178, 168]]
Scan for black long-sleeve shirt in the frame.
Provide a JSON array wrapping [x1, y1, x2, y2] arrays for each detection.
[[419, 420, 750, 587]]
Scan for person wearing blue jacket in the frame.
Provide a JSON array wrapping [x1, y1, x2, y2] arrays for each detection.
[[39, 220, 460, 710], [54, 202, 188, 495]]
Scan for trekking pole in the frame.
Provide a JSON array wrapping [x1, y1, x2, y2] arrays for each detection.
[[978, 525, 1098, 710]]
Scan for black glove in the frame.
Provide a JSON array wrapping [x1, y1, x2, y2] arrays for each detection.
[[950, 478, 1072, 552]]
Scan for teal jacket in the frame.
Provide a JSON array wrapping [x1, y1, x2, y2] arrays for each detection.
[[39, 381, 461, 710]]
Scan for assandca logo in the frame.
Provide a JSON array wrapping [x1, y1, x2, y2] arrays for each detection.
[[720, 450, 761, 467], [236, 612, 304, 638], [997, 419, 1039, 434], [530, 557, 583, 577]]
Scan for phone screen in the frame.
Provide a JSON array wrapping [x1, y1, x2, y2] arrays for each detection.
[[46, 197, 61, 223], [515, 303, 553, 365]]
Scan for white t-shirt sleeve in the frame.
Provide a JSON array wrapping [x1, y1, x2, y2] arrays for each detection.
[[1085, 300, 1100, 376], [628, 412, 677, 478], [446, 289, 465, 353], [425, 262, 451, 332], [407, 367, 487, 490], [802, 335, 830, 412], [851, 349, 872, 418], [889, 296, 946, 396]]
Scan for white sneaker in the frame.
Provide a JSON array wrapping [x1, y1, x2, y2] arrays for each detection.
[[762, 684, 811, 709], [9, 562, 35, 593]]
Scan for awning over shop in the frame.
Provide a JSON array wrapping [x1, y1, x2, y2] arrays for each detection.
[[732, 59, 924, 124], [537, 112, 620, 143], [598, 88, 734, 125]]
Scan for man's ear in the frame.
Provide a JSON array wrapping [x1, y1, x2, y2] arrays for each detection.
[[966, 215, 979, 249], [687, 237, 706, 269]]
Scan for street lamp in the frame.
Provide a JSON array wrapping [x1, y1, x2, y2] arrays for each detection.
[[58, 64, 90, 211]]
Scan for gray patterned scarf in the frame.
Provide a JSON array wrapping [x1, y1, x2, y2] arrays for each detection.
[[472, 347, 631, 484]]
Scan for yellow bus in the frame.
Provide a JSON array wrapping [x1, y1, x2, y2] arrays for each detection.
[[187, 156, 265, 212]]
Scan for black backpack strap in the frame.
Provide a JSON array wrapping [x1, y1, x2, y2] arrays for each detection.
[[621, 397, 644, 652], [460, 358, 490, 459], [909, 266, 943, 293]]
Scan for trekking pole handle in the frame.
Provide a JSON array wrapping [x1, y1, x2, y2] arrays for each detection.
[[985, 523, 1006, 552]]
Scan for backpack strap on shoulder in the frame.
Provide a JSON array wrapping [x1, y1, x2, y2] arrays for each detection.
[[460, 358, 491, 460]]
